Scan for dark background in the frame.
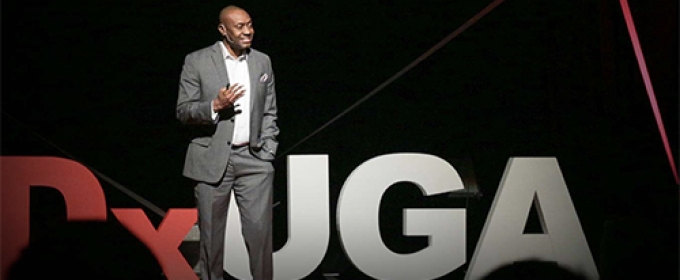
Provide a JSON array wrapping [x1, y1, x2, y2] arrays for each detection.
[[2, 0, 678, 279]]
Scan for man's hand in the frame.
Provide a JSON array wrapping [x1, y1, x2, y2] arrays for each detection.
[[213, 84, 245, 112]]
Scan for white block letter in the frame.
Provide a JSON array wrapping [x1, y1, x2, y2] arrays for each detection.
[[465, 157, 599, 280], [337, 153, 466, 280], [224, 155, 330, 280]]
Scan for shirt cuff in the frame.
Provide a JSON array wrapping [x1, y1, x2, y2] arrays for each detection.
[[211, 102, 219, 122]]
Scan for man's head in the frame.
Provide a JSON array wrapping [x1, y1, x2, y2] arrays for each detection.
[[218, 5, 254, 56]]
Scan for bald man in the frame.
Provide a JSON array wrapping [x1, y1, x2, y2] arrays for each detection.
[[176, 5, 279, 280]]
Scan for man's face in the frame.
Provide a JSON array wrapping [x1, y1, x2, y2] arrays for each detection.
[[220, 9, 254, 51]]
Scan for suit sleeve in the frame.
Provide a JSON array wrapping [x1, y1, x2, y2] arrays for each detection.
[[176, 53, 215, 125]]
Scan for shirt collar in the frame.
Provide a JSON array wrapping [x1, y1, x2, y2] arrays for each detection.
[[218, 41, 248, 61]]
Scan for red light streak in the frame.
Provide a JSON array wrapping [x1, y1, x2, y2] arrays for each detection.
[[618, 0, 679, 185]]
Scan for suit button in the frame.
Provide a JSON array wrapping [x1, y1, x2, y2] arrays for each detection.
[[230, 118, 235, 123], [227, 141, 232, 145]]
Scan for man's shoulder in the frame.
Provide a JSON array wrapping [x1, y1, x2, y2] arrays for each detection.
[[248, 48, 271, 62], [185, 42, 220, 59]]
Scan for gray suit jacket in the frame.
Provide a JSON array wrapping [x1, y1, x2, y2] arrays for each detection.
[[177, 42, 279, 184]]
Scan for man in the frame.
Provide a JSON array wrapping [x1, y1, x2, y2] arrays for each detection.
[[176, 5, 278, 280]]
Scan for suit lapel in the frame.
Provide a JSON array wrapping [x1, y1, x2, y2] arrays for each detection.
[[247, 53, 262, 112], [247, 52, 263, 143], [211, 42, 229, 88]]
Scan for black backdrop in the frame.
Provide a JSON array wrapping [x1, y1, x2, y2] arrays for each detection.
[[2, 0, 678, 279]]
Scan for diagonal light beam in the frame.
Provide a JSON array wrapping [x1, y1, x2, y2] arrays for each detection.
[[277, 0, 506, 158], [2, 112, 168, 217], [618, 0, 679, 185]]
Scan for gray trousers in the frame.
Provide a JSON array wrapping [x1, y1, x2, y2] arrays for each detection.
[[195, 145, 274, 280]]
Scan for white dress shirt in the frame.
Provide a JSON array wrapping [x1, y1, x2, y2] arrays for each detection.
[[216, 41, 251, 145]]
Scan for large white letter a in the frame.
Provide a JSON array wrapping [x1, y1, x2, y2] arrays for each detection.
[[465, 157, 599, 280]]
